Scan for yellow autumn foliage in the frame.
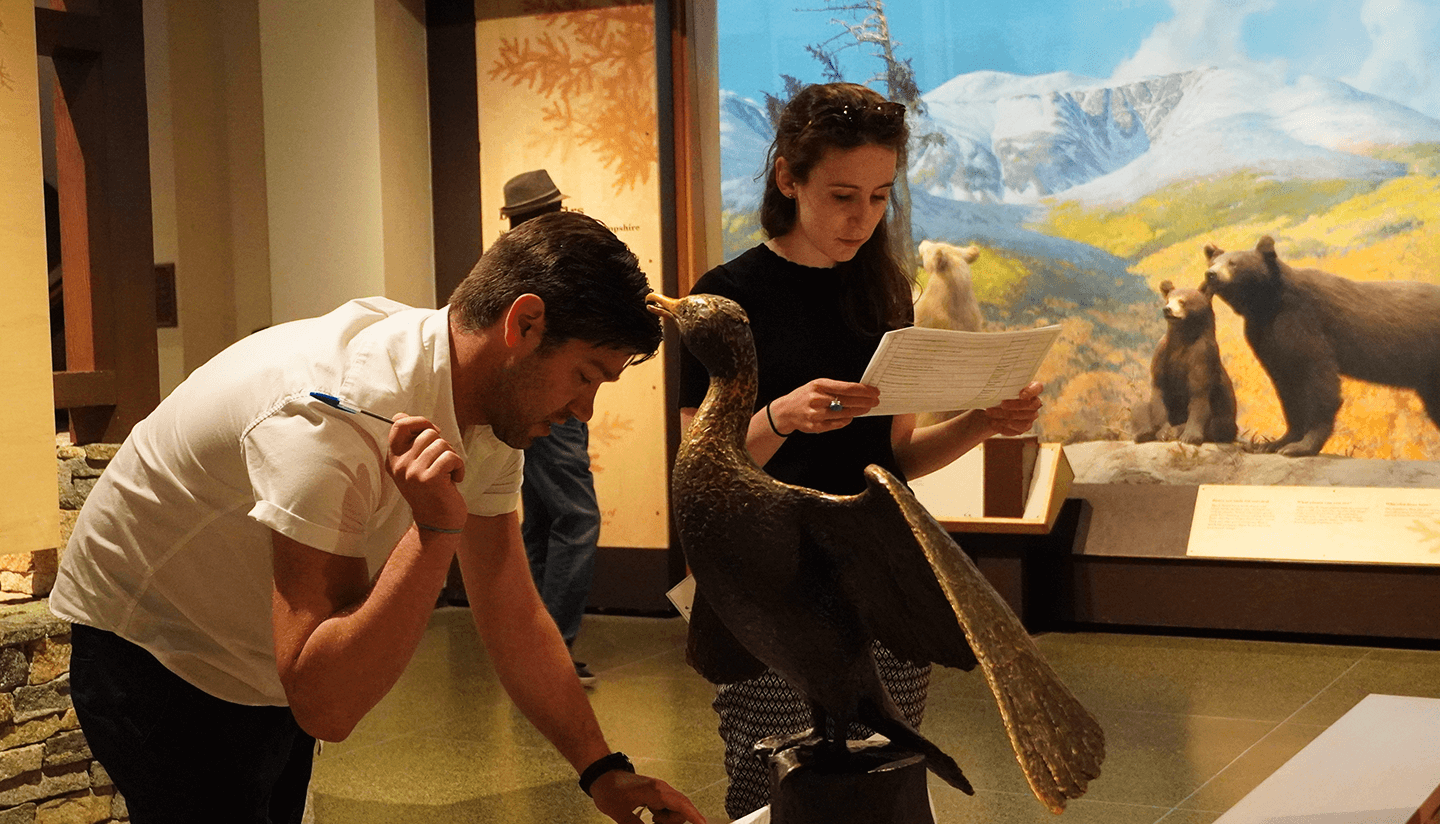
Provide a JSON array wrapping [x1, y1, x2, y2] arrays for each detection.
[[964, 249, 1032, 306], [1043, 201, 1156, 260]]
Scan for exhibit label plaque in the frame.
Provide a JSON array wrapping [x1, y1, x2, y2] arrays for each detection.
[[1188, 485, 1440, 565]]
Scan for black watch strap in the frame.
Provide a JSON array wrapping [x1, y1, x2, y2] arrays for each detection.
[[578, 751, 635, 797]]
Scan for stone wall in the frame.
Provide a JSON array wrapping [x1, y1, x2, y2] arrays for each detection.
[[0, 443, 127, 823], [0, 604, 124, 823], [55, 443, 118, 569]]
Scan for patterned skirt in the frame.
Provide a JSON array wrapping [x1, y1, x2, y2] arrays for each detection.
[[712, 643, 931, 820]]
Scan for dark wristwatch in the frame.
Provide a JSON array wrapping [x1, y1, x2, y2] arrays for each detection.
[[578, 751, 635, 796]]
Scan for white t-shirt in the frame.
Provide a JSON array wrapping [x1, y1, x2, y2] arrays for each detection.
[[50, 297, 523, 706]]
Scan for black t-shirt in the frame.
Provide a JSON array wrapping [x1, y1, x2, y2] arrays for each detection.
[[678, 244, 904, 495]]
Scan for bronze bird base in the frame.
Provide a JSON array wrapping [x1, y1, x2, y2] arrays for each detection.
[[761, 735, 934, 824]]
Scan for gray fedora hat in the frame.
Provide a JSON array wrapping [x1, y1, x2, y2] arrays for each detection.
[[500, 169, 567, 218]]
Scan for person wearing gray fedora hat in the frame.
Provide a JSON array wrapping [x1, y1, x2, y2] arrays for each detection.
[[504, 170, 603, 689], [500, 169, 568, 222]]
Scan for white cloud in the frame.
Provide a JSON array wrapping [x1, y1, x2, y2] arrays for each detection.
[[1110, 0, 1285, 84], [1342, 0, 1440, 120]]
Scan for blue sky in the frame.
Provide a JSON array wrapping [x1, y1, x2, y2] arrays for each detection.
[[718, 0, 1438, 119]]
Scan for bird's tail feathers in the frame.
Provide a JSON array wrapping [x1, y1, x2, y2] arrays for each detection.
[[857, 699, 974, 796]]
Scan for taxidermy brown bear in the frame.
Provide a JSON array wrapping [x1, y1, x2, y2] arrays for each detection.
[[1203, 236, 1440, 457], [1133, 280, 1238, 445]]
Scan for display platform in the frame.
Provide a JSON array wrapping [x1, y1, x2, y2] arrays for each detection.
[[910, 441, 1073, 535], [1215, 694, 1440, 824], [910, 444, 1440, 641], [1064, 484, 1440, 641], [592, 444, 1440, 641], [910, 442, 1077, 630]]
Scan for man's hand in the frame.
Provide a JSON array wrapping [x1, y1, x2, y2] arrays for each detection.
[[591, 770, 708, 824], [386, 415, 467, 530]]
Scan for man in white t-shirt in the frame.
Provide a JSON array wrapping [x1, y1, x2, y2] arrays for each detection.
[[51, 212, 706, 824]]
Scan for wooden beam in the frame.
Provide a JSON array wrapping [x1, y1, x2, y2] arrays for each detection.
[[53, 370, 117, 409], [34, 7, 104, 59], [425, 0, 481, 304], [98, 0, 159, 441], [44, 0, 158, 443], [52, 54, 97, 376]]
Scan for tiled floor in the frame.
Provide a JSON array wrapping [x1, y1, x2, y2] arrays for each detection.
[[308, 609, 1440, 823]]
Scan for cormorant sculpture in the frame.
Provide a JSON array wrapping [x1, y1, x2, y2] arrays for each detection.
[[647, 292, 1104, 813]]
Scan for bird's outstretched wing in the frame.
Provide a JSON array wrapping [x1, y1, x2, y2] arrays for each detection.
[[802, 464, 1105, 813], [686, 583, 769, 685]]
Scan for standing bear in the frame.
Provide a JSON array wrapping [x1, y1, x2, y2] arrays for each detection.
[[1133, 280, 1238, 445], [915, 240, 985, 428], [1202, 236, 1440, 457], [914, 239, 984, 332]]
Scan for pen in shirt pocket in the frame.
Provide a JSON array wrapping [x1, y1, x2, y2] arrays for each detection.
[[309, 392, 396, 424]]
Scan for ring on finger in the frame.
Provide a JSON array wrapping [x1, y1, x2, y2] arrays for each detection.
[[827, 397, 844, 412]]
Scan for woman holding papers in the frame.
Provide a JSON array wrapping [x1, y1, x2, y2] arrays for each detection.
[[677, 81, 1044, 819]]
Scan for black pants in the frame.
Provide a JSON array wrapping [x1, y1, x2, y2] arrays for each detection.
[[69, 624, 315, 824]]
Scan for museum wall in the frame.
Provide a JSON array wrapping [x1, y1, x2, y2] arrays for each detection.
[[257, 0, 434, 324], [7, 1, 705, 561], [134, 0, 678, 552], [0, 0, 62, 557], [144, 0, 273, 394], [375, 0, 434, 310], [477, 0, 672, 549], [141, 0, 436, 399]]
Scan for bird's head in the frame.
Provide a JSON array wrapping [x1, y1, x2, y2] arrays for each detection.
[[646, 293, 755, 379]]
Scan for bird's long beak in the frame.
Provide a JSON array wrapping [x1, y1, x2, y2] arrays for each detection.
[[646, 293, 680, 318]]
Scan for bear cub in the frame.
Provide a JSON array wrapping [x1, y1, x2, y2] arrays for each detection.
[[1133, 279, 1238, 445]]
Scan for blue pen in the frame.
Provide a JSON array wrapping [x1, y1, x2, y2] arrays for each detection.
[[309, 392, 395, 424]]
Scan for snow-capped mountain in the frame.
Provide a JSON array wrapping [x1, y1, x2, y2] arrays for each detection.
[[720, 66, 1440, 211]]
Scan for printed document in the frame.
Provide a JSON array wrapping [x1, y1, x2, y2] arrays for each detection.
[[859, 325, 1062, 416]]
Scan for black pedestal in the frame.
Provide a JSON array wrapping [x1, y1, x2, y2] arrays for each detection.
[[764, 738, 933, 824]]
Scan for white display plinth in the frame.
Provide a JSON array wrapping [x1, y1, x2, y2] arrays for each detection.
[[909, 442, 1073, 534], [1215, 694, 1440, 824]]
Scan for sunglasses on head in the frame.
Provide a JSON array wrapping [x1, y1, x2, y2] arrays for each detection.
[[804, 100, 907, 137]]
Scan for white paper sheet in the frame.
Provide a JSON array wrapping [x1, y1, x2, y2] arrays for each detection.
[[666, 574, 696, 622], [858, 324, 1062, 416]]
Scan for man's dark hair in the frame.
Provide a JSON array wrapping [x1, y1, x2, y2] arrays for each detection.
[[449, 211, 661, 362]]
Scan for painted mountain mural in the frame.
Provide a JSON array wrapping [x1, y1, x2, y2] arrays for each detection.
[[723, 66, 1440, 210], [719, 67, 1440, 458]]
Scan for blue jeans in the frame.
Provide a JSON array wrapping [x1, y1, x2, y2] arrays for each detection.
[[69, 623, 314, 824], [522, 417, 601, 646]]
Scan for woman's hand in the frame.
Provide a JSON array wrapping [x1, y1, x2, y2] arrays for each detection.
[[767, 379, 880, 435], [981, 381, 1044, 437], [386, 414, 467, 530]]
